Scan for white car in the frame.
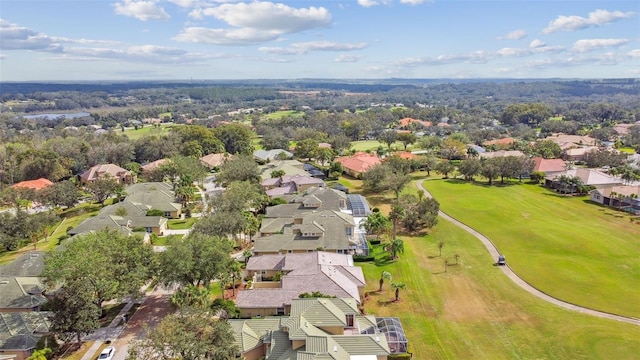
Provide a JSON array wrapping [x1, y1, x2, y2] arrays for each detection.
[[98, 346, 116, 360]]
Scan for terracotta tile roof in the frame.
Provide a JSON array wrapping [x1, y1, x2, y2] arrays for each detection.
[[398, 117, 432, 128], [396, 152, 415, 160], [532, 157, 566, 173], [483, 137, 515, 146], [79, 164, 131, 182], [199, 153, 231, 168], [335, 153, 381, 174], [10, 178, 53, 191], [141, 159, 168, 173]]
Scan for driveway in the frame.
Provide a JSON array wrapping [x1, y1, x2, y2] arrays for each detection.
[[111, 285, 176, 360], [417, 179, 640, 327]]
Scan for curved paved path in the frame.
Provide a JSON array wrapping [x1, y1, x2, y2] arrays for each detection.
[[417, 179, 640, 326]]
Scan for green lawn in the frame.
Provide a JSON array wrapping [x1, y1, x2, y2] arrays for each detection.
[[0, 203, 102, 265], [359, 220, 640, 359], [123, 123, 178, 140], [167, 217, 197, 230], [422, 178, 640, 318], [262, 110, 304, 120], [152, 234, 183, 246]]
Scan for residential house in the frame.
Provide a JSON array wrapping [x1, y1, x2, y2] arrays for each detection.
[[483, 137, 515, 149], [199, 153, 231, 170], [0, 252, 47, 313], [260, 160, 309, 180], [68, 200, 167, 236], [140, 159, 168, 174], [545, 134, 597, 149], [0, 312, 51, 360], [230, 297, 407, 359], [266, 187, 371, 218], [262, 174, 325, 198], [563, 146, 598, 162], [253, 210, 361, 256], [272, 187, 349, 215], [254, 149, 293, 162], [545, 168, 623, 189], [397, 117, 431, 129], [0, 253, 52, 360], [10, 178, 53, 191], [334, 152, 382, 178], [590, 185, 640, 213], [235, 252, 365, 317], [70, 182, 181, 236], [532, 157, 566, 175], [124, 182, 182, 218], [79, 164, 135, 184]]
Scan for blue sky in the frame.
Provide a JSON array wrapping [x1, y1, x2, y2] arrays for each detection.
[[0, 0, 638, 81]]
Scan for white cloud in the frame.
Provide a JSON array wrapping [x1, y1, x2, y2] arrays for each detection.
[[198, 2, 331, 33], [628, 49, 640, 57], [259, 41, 367, 55], [358, 0, 383, 7], [572, 38, 629, 53], [357, 0, 421, 7], [497, 47, 530, 57], [60, 44, 224, 64], [113, 0, 170, 21], [181, 1, 332, 45], [0, 54, 6, 60], [0, 19, 61, 51], [499, 29, 527, 40], [542, 9, 636, 34], [335, 54, 362, 62], [174, 27, 281, 44], [529, 39, 545, 48], [400, 0, 427, 5]]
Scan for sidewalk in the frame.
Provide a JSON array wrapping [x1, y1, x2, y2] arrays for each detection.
[[80, 299, 143, 360]]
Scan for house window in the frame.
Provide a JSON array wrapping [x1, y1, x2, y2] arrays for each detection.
[[164, 211, 171, 217], [145, 227, 152, 233], [346, 227, 353, 236], [346, 314, 354, 327], [277, 307, 285, 315]]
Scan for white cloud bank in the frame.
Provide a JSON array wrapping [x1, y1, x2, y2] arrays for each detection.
[[572, 38, 629, 53], [542, 9, 636, 34], [113, 0, 170, 21], [177, 1, 331, 45]]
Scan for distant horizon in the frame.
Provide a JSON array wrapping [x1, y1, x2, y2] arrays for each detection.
[[1, 1, 638, 81], [1, 77, 639, 84]]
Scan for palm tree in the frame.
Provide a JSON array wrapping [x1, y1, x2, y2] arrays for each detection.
[[242, 249, 253, 266], [387, 238, 405, 260], [388, 204, 405, 241], [391, 281, 406, 302], [379, 271, 392, 292], [360, 212, 391, 239]]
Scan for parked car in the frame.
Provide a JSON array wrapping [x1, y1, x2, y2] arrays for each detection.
[[98, 346, 116, 360]]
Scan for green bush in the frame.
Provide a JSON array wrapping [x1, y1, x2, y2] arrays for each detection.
[[146, 209, 164, 216], [353, 255, 374, 262], [388, 353, 412, 360]]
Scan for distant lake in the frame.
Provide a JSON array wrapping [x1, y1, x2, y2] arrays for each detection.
[[22, 112, 91, 120]]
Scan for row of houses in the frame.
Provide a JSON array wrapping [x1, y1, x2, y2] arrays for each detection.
[[227, 158, 409, 359], [69, 182, 182, 237]]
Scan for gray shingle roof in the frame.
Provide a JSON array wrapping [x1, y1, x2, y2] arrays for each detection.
[[0, 252, 45, 277], [230, 298, 392, 359], [0, 276, 47, 310], [237, 252, 365, 309], [0, 312, 51, 351]]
